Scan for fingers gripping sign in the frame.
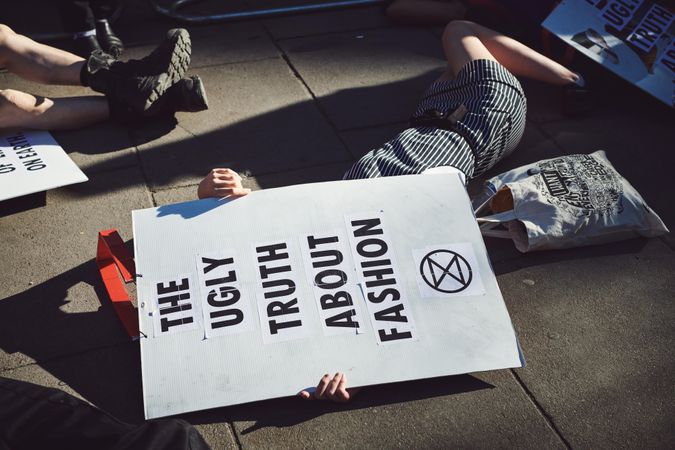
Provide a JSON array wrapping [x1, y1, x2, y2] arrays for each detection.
[[197, 168, 252, 199], [298, 372, 360, 403]]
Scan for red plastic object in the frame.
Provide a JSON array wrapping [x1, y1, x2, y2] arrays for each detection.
[[96, 229, 139, 338]]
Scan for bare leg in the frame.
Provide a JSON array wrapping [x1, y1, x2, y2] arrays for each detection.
[[386, 0, 467, 26], [0, 89, 108, 130], [0, 24, 85, 86], [439, 20, 578, 85]]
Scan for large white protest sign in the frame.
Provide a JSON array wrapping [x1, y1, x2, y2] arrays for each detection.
[[133, 174, 523, 419], [0, 130, 88, 201], [543, 0, 674, 107]]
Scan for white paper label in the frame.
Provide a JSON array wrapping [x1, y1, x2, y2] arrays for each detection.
[[627, 3, 673, 52], [195, 252, 254, 338], [656, 37, 675, 74], [299, 231, 366, 336], [151, 273, 199, 337], [412, 243, 485, 299], [345, 212, 416, 345], [253, 240, 310, 344], [599, 0, 645, 31]]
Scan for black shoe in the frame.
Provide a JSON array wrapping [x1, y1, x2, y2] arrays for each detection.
[[72, 34, 102, 58], [81, 29, 191, 113], [146, 75, 209, 117], [117, 28, 191, 80], [108, 76, 208, 124], [95, 20, 124, 58]]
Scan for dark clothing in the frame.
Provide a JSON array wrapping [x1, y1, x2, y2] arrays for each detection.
[[58, 0, 119, 33], [0, 377, 210, 450]]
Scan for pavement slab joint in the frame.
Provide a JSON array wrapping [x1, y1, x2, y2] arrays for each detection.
[[1, 3, 674, 449]]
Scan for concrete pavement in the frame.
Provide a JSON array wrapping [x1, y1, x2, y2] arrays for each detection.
[[1, 1, 674, 449]]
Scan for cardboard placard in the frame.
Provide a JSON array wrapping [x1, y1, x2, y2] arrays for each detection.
[[132, 174, 523, 419], [0, 130, 88, 201], [543, 0, 674, 107]]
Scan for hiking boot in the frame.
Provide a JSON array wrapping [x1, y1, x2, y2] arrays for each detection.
[[145, 75, 209, 117], [95, 19, 125, 58], [118, 28, 191, 80], [81, 29, 191, 112], [107, 76, 208, 124], [81, 50, 166, 113]]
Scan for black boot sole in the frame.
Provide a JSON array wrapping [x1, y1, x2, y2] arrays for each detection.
[[145, 29, 192, 111]]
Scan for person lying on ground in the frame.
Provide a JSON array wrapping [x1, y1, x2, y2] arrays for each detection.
[[196, 20, 586, 400], [383, 0, 591, 115], [0, 25, 207, 131]]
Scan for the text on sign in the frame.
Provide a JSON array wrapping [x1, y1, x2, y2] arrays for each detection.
[[152, 275, 197, 336], [255, 242, 309, 343], [0, 132, 47, 174], [196, 252, 253, 338], [627, 4, 673, 53], [598, 0, 644, 31], [656, 38, 675, 74], [346, 213, 416, 344], [301, 232, 365, 335]]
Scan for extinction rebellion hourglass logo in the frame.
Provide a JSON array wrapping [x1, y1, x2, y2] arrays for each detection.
[[419, 249, 473, 293]]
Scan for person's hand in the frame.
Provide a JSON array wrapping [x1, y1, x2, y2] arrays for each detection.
[[197, 168, 251, 199], [298, 372, 360, 403]]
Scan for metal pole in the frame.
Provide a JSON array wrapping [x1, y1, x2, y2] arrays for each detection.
[[147, 0, 385, 24]]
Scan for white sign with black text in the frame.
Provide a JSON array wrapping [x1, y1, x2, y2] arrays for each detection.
[[543, 0, 674, 107], [0, 130, 88, 201], [133, 174, 523, 419]]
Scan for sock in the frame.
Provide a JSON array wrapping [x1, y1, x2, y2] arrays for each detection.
[[73, 29, 96, 39], [573, 72, 586, 88], [79, 63, 89, 87]]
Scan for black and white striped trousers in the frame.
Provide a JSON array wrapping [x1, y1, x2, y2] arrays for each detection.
[[344, 59, 527, 181]]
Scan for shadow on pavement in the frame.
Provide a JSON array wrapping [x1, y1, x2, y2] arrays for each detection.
[[156, 196, 233, 219], [0, 191, 46, 217], [489, 236, 649, 276], [53, 116, 179, 157], [0, 253, 145, 423], [57, 71, 440, 195], [183, 372, 492, 433]]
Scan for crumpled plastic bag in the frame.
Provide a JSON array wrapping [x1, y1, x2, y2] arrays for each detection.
[[473, 150, 669, 252]]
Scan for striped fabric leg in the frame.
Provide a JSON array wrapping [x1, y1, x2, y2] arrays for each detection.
[[343, 128, 475, 180], [343, 59, 527, 181]]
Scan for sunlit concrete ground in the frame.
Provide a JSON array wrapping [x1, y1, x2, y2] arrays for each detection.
[[1, 1, 674, 449]]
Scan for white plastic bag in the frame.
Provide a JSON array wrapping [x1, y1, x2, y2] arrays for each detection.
[[473, 151, 669, 252]]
